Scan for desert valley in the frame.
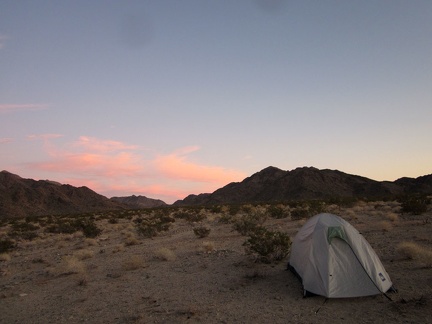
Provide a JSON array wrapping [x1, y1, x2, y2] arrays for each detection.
[[0, 167, 431, 323]]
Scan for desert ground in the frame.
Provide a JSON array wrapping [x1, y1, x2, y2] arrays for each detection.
[[1, 200, 431, 324]]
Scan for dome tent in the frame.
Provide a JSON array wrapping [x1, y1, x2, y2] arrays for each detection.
[[288, 213, 394, 298]]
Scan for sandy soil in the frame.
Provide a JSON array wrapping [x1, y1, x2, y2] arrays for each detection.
[[1, 202, 431, 324]]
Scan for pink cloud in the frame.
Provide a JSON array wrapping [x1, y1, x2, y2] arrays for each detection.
[[0, 104, 49, 113], [73, 136, 139, 152], [24, 136, 246, 203], [154, 147, 246, 184], [0, 138, 13, 144], [27, 134, 63, 141]]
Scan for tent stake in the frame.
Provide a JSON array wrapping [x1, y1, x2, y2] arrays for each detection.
[[315, 298, 328, 314]]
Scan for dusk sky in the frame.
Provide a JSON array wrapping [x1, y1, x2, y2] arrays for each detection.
[[1, 1, 431, 203]]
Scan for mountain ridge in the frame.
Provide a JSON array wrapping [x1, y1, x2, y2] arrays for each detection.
[[0, 170, 125, 218], [173, 166, 432, 206], [110, 195, 167, 209], [2, 167, 432, 217]]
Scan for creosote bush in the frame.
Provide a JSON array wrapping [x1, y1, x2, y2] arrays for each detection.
[[134, 214, 175, 238], [243, 227, 291, 263], [193, 226, 211, 238], [46, 217, 101, 238], [267, 205, 288, 219], [399, 195, 430, 215], [0, 239, 15, 253], [233, 210, 267, 236]]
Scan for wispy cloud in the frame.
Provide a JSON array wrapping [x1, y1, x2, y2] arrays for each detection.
[[0, 138, 14, 144], [24, 135, 246, 203], [0, 104, 49, 113], [27, 134, 63, 141], [154, 146, 246, 184]]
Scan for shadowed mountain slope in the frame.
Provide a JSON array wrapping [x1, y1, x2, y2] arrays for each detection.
[[174, 166, 432, 206], [110, 195, 167, 209], [0, 171, 124, 218]]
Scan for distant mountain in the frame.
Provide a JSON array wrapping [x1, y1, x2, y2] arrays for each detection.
[[173, 166, 432, 206], [0, 171, 124, 218], [110, 195, 167, 209]]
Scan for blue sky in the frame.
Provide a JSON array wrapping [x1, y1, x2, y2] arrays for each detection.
[[1, 1, 431, 203]]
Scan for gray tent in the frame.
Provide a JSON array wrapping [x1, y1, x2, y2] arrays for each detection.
[[288, 213, 394, 298]]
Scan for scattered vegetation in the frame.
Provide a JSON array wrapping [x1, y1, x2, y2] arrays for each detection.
[[172, 209, 205, 222], [123, 255, 145, 271], [193, 226, 211, 238], [232, 210, 267, 236], [202, 241, 215, 253], [155, 247, 176, 261], [134, 213, 175, 238], [399, 195, 430, 215], [397, 241, 432, 267], [243, 227, 291, 263], [0, 239, 16, 253], [0, 253, 11, 262], [267, 205, 289, 219]]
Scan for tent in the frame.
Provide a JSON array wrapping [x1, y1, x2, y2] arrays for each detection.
[[288, 213, 394, 298]]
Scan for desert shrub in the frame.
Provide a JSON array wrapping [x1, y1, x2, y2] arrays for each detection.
[[155, 247, 176, 261], [134, 214, 173, 238], [290, 208, 309, 221], [123, 255, 144, 271], [267, 205, 288, 219], [9, 221, 40, 240], [46, 217, 101, 238], [172, 210, 205, 222], [233, 219, 260, 236], [307, 200, 327, 215], [241, 205, 253, 213], [397, 241, 432, 267], [202, 241, 215, 253], [400, 196, 430, 215], [375, 220, 392, 232], [124, 235, 140, 246], [0, 253, 11, 262], [74, 249, 94, 260], [193, 226, 211, 238], [136, 223, 159, 238], [46, 219, 80, 234], [108, 217, 119, 224], [233, 211, 267, 236], [243, 227, 291, 263], [79, 219, 102, 238], [228, 205, 241, 216], [12, 221, 39, 232], [208, 205, 222, 213], [0, 239, 15, 253], [218, 213, 233, 224]]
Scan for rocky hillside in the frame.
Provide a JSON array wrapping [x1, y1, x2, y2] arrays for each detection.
[[174, 166, 432, 206], [0, 171, 124, 218], [110, 195, 167, 209]]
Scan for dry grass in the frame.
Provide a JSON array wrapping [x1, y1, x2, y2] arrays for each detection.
[[124, 235, 140, 246], [122, 255, 145, 271], [112, 244, 125, 253], [397, 241, 432, 267], [74, 249, 94, 260], [84, 238, 98, 246], [384, 212, 399, 222], [202, 241, 215, 253], [155, 247, 176, 261], [375, 220, 393, 232], [0, 253, 11, 262]]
